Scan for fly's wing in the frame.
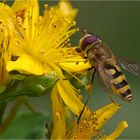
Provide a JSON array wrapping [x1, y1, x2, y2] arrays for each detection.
[[96, 64, 114, 92], [117, 57, 140, 77], [96, 71, 109, 92]]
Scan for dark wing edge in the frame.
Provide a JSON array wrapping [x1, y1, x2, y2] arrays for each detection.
[[117, 57, 140, 77]]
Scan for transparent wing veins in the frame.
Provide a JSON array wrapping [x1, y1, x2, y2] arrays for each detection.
[[117, 58, 140, 77]]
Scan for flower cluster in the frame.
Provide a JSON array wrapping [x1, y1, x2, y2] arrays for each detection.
[[0, 0, 128, 139]]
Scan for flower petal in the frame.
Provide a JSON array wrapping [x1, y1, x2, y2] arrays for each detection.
[[6, 54, 46, 75], [58, 0, 78, 19], [12, 0, 39, 40], [57, 79, 90, 116], [103, 121, 128, 140], [58, 58, 91, 73], [57, 79, 82, 115], [95, 103, 121, 130], [12, 0, 35, 12], [51, 86, 66, 139], [0, 3, 12, 24], [0, 3, 15, 85]]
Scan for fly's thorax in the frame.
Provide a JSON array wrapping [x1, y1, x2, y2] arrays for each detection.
[[86, 45, 114, 66]]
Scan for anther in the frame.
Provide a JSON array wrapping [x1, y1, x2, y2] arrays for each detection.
[[44, 4, 48, 9], [40, 49, 45, 54]]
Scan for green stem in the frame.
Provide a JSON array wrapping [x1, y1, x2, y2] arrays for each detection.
[[0, 102, 7, 125], [22, 97, 37, 112], [0, 97, 24, 135]]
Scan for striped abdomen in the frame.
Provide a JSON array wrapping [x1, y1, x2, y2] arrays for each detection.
[[104, 64, 132, 101]]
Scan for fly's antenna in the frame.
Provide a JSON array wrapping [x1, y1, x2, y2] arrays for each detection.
[[82, 29, 88, 35]]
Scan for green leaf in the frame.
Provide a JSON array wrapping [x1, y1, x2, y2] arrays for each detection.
[[24, 71, 58, 91], [0, 71, 59, 102], [0, 86, 6, 94], [9, 74, 26, 81], [1, 112, 49, 139]]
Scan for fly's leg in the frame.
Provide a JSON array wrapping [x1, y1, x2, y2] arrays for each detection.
[[77, 68, 96, 124], [88, 68, 96, 90], [95, 129, 106, 140], [75, 47, 82, 53], [63, 73, 77, 80], [75, 47, 87, 60], [109, 92, 121, 106]]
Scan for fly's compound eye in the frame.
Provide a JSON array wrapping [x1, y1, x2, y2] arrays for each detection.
[[79, 35, 98, 50], [95, 35, 101, 40]]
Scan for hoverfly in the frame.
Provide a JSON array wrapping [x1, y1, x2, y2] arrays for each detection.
[[76, 30, 140, 124], [77, 30, 140, 103]]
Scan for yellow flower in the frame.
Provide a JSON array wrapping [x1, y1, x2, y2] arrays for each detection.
[[68, 104, 128, 139], [102, 121, 128, 140], [51, 89, 128, 139], [0, 3, 15, 85], [6, 0, 91, 115]]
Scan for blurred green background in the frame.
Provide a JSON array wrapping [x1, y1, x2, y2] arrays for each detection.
[[3, 0, 140, 139]]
